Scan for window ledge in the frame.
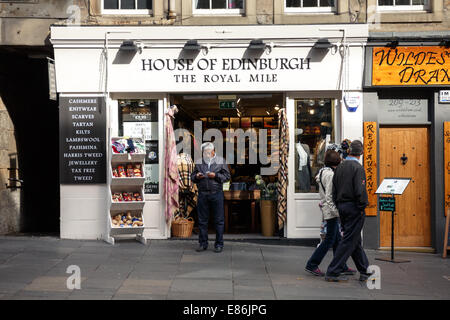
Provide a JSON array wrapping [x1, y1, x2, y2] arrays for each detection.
[[376, 10, 443, 23]]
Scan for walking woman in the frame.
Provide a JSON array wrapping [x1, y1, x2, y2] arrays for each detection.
[[305, 150, 356, 277]]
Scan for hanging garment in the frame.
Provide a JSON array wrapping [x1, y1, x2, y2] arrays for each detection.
[[164, 105, 180, 224], [277, 108, 289, 231], [176, 153, 198, 218], [295, 143, 312, 192], [296, 142, 308, 170]]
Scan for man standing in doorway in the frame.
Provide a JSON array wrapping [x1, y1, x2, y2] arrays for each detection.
[[325, 140, 373, 282], [192, 142, 230, 253]]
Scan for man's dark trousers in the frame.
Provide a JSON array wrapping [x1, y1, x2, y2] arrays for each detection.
[[326, 202, 369, 276], [197, 191, 224, 249]]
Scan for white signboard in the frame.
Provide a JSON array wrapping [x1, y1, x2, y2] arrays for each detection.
[[439, 90, 450, 103], [375, 178, 411, 195], [123, 122, 158, 140], [105, 46, 364, 93]]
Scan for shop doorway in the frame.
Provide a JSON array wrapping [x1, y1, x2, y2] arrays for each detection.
[[171, 93, 283, 237], [379, 126, 431, 248]]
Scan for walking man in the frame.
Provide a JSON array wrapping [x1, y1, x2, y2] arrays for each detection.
[[191, 142, 230, 253], [325, 140, 372, 282]]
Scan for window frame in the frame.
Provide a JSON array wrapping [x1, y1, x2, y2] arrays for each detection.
[[284, 0, 337, 13], [377, 0, 429, 11], [102, 0, 153, 15], [192, 0, 245, 15]]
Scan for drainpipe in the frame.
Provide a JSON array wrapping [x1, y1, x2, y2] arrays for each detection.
[[168, 0, 177, 19]]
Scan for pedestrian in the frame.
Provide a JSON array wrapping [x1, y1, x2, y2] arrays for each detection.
[[191, 142, 231, 253], [325, 140, 373, 282], [305, 150, 356, 277]]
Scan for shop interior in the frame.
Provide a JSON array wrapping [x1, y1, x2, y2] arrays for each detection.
[[171, 93, 282, 237]]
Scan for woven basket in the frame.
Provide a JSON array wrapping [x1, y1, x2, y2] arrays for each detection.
[[171, 217, 194, 238]]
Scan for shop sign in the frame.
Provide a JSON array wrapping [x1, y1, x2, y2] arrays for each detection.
[[378, 196, 395, 212], [59, 96, 106, 184], [364, 122, 377, 216], [219, 100, 236, 109], [372, 46, 450, 86], [439, 90, 450, 103], [378, 99, 428, 124], [103, 46, 364, 92]]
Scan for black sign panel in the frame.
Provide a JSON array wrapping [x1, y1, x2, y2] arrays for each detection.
[[59, 96, 107, 184], [145, 140, 159, 164], [378, 196, 396, 212]]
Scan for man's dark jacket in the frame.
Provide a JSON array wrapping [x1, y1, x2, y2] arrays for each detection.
[[332, 159, 369, 211], [191, 156, 231, 193]]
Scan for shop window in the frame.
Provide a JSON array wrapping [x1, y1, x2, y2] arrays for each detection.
[[118, 99, 159, 194], [285, 0, 336, 13], [377, 0, 428, 11], [294, 99, 334, 194], [193, 0, 245, 14], [103, 0, 152, 14]]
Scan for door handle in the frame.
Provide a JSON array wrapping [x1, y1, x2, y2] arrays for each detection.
[[400, 153, 408, 165]]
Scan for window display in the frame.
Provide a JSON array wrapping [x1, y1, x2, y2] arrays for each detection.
[[119, 99, 159, 194], [295, 99, 334, 193]]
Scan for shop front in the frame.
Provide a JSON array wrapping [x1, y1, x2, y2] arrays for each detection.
[[51, 24, 368, 241], [363, 44, 450, 253]]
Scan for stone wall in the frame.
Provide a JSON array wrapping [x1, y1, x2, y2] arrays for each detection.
[[0, 97, 20, 234]]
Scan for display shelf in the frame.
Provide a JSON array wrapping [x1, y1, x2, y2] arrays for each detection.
[[107, 135, 147, 245], [109, 210, 145, 236], [111, 153, 146, 163]]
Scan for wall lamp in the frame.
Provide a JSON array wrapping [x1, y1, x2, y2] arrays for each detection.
[[248, 39, 273, 54], [183, 40, 210, 55], [440, 39, 450, 48], [313, 38, 333, 50], [119, 40, 143, 54], [386, 39, 399, 49]]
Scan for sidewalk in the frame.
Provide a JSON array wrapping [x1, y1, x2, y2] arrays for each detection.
[[0, 236, 448, 300]]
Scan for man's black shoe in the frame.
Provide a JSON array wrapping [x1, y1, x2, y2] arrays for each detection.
[[325, 274, 349, 282], [195, 245, 207, 252], [359, 270, 375, 282], [214, 247, 223, 253]]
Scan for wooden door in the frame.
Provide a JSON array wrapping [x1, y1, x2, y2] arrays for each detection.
[[379, 127, 431, 247]]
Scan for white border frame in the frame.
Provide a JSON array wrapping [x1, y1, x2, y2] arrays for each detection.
[[102, 0, 153, 15], [284, 0, 336, 13], [192, 0, 245, 15], [377, 0, 429, 11]]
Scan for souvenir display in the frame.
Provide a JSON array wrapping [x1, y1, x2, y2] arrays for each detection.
[[117, 165, 126, 177], [111, 138, 146, 154], [126, 164, 134, 177], [111, 212, 144, 228], [112, 191, 142, 202], [133, 164, 142, 177]]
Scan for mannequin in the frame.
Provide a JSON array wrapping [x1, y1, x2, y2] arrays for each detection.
[[295, 129, 312, 192]]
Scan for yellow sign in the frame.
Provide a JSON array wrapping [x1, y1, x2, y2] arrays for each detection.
[[372, 47, 450, 86], [445, 122, 450, 217], [364, 122, 377, 216]]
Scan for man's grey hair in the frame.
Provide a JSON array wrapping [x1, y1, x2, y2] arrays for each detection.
[[201, 142, 215, 151]]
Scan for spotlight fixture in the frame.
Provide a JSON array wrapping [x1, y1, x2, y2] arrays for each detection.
[[138, 100, 145, 107], [309, 109, 315, 115], [248, 39, 266, 50], [184, 40, 201, 51], [386, 39, 399, 49], [318, 100, 326, 107], [274, 104, 280, 111], [308, 99, 315, 107], [119, 40, 143, 54], [119, 100, 126, 106], [313, 38, 333, 50]]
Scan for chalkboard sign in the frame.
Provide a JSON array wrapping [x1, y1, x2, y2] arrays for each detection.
[[59, 96, 106, 184], [379, 196, 396, 212]]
